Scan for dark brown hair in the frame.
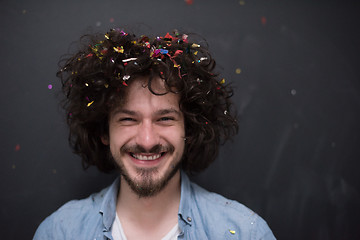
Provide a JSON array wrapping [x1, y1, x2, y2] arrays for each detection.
[[57, 29, 238, 174]]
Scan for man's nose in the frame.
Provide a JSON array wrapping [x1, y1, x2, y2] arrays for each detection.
[[136, 120, 159, 151]]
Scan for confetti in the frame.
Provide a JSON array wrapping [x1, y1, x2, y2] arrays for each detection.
[[261, 16, 267, 26], [123, 75, 130, 81], [220, 78, 225, 84], [291, 89, 297, 95], [87, 101, 94, 107], [48, 84, 53, 90], [113, 46, 124, 53], [235, 68, 242, 74], [192, 43, 200, 48], [185, 0, 194, 5], [229, 230, 236, 235], [15, 144, 20, 151], [122, 58, 137, 62]]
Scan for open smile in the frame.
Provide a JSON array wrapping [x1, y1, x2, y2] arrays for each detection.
[[130, 152, 166, 161]]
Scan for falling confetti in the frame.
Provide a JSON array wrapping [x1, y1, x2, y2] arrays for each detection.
[[15, 144, 20, 151], [229, 230, 236, 234], [185, 0, 193, 5], [235, 68, 242, 74], [48, 84, 53, 90], [261, 16, 267, 26], [239, 0, 245, 5], [87, 101, 94, 107]]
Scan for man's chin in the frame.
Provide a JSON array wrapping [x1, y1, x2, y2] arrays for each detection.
[[121, 163, 180, 198]]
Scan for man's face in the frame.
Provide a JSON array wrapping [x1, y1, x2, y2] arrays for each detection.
[[105, 76, 185, 197]]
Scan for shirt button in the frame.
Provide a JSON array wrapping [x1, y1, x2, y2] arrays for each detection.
[[187, 217, 192, 222]]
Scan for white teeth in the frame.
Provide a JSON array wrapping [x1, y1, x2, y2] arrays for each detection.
[[133, 154, 161, 160]]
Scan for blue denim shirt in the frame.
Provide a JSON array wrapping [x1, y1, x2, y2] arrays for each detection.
[[34, 172, 275, 239]]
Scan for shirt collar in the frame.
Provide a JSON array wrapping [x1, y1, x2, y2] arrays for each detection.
[[178, 170, 193, 226], [98, 170, 193, 230], [99, 177, 119, 231]]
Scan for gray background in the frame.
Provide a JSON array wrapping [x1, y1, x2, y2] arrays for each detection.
[[1, 0, 359, 239]]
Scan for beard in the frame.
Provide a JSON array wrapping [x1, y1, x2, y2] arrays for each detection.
[[112, 144, 182, 198]]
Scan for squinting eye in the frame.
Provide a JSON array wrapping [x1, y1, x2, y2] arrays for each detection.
[[119, 118, 135, 122], [159, 117, 174, 121]]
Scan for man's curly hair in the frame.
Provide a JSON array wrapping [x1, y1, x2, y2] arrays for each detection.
[[57, 28, 238, 174]]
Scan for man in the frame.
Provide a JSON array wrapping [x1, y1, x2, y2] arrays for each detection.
[[34, 29, 276, 239]]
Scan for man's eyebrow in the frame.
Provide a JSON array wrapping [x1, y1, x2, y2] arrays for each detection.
[[111, 108, 181, 116], [111, 109, 137, 116], [155, 108, 182, 116]]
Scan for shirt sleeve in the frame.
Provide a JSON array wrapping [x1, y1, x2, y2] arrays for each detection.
[[33, 213, 64, 240], [252, 214, 276, 240]]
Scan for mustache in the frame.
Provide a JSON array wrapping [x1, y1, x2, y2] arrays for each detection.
[[121, 144, 175, 154]]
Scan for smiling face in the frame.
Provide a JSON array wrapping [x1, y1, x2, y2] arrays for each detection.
[[104, 76, 185, 197]]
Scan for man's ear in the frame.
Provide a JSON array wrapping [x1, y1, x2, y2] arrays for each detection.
[[101, 135, 109, 145]]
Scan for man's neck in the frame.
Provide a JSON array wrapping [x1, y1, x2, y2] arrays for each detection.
[[115, 171, 181, 239]]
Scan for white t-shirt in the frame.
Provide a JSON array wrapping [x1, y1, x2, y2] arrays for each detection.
[[111, 213, 181, 240]]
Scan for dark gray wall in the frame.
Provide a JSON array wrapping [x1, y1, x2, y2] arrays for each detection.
[[1, 0, 359, 239]]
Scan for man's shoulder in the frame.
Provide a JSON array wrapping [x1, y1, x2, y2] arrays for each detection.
[[189, 182, 275, 239], [190, 182, 254, 216], [33, 184, 113, 240], [52, 184, 109, 216]]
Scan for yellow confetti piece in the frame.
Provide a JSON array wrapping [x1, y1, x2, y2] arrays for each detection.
[[113, 46, 124, 53], [87, 101, 94, 107], [194, 51, 198, 55], [104, 83, 109, 88], [235, 68, 242, 74], [174, 64, 180, 68], [85, 83, 89, 86], [220, 78, 225, 84], [192, 43, 200, 48], [229, 230, 236, 234], [105, 34, 110, 39]]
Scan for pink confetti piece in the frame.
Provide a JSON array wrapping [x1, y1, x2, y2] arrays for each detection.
[[48, 84, 53, 90]]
